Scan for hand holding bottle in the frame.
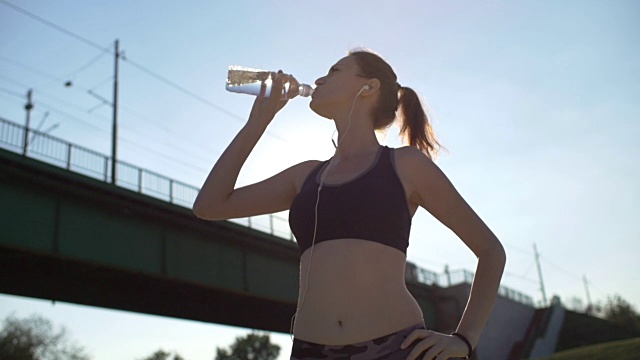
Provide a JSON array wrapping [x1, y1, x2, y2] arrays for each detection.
[[226, 65, 313, 99], [194, 68, 312, 220], [248, 70, 291, 126], [226, 65, 314, 126]]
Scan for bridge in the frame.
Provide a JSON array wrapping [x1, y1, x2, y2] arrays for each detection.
[[0, 117, 532, 335]]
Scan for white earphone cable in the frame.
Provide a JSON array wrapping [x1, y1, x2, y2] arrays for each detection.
[[290, 86, 365, 341]]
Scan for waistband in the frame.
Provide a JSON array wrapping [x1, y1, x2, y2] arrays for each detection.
[[291, 321, 426, 360]]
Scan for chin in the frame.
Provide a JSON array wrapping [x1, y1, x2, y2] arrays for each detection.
[[309, 98, 333, 120]]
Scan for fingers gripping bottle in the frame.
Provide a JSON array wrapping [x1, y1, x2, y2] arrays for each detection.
[[226, 65, 315, 100]]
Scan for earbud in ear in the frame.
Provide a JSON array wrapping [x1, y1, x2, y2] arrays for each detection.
[[357, 84, 370, 95]]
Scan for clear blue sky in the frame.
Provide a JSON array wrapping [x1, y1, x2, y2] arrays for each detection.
[[1, 1, 639, 359]]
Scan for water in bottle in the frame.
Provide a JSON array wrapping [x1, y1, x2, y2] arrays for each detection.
[[226, 65, 314, 100]]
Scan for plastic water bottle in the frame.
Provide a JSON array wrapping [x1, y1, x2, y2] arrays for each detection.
[[225, 65, 314, 100]]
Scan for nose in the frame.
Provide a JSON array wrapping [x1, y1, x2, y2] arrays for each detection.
[[315, 76, 326, 87]]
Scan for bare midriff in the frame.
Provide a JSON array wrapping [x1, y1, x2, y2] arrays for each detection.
[[292, 238, 424, 345]]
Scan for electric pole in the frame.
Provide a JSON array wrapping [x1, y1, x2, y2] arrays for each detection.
[[111, 39, 120, 184], [534, 243, 548, 307], [23, 89, 33, 155], [583, 275, 593, 314]]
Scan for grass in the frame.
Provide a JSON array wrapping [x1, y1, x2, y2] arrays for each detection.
[[535, 337, 640, 360]]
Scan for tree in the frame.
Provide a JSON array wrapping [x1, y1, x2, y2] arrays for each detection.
[[602, 294, 640, 335], [215, 332, 280, 360], [138, 349, 185, 360], [0, 313, 90, 360]]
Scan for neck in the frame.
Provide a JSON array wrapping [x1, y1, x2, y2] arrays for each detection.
[[332, 115, 380, 161]]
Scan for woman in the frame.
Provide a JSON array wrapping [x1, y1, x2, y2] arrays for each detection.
[[193, 49, 506, 360]]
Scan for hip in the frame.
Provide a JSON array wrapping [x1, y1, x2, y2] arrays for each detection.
[[293, 288, 424, 345], [291, 319, 426, 360]]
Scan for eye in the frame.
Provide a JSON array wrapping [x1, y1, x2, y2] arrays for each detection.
[[328, 67, 338, 74]]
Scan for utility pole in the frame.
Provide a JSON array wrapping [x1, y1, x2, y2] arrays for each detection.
[[444, 265, 451, 287], [583, 275, 593, 314], [23, 89, 33, 155], [534, 243, 548, 307], [111, 39, 120, 184]]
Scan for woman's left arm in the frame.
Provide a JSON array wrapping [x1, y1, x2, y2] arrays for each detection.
[[398, 147, 506, 357]]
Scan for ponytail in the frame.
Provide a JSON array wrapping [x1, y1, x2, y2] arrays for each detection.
[[348, 48, 444, 160], [397, 86, 443, 160]]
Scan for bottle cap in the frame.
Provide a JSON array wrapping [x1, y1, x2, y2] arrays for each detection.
[[300, 84, 315, 97]]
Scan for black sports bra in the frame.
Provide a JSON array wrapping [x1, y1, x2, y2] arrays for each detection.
[[289, 146, 412, 256]]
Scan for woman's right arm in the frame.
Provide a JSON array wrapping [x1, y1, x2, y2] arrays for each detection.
[[192, 71, 314, 220]]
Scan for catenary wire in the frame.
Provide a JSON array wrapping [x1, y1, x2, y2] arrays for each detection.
[[503, 271, 538, 284], [0, 65, 261, 178], [0, 0, 110, 53], [540, 256, 582, 281], [0, 67, 243, 168], [117, 137, 210, 174], [0, 1, 286, 141], [66, 45, 113, 79], [0, 75, 110, 121], [35, 100, 111, 134], [2, 68, 221, 160], [0, 0, 286, 141], [89, 75, 115, 91], [0, 86, 218, 174], [0, 56, 68, 85], [0, 86, 24, 98], [1, 93, 211, 175]]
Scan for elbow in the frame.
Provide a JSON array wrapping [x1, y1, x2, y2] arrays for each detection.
[[478, 238, 506, 269], [192, 200, 208, 219], [192, 197, 222, 220], [497, 242, 507, 267], [489, 240, 507, 270]]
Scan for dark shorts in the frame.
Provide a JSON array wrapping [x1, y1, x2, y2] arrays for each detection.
[[290, 320, 426, 360]]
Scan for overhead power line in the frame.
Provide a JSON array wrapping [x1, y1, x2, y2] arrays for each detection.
[[0, 74, 230, 178], [1, 0, 287, 142], [0, 0, 292, 186], [0, 0, 110, 52], [122, 58, 249, 124], [36, 99, 110, 133], [0, 1, 266, 125], [541, 257, 582, 281], [0, 86, 24, 98], [0, 56, 68, 84], [0, 72, 227, 168], [66, 45, 113, 79], [0, 74, 28, 88], [503, 271, 538, 284]]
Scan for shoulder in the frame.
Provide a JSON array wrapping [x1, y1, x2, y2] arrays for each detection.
[[391, 145, 436, 173], [391, 146, 445, 201], [289, 159, 324, 190]]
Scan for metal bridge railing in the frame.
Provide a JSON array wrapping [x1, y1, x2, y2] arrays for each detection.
[[405, 264, 534, 307], [1, 117, 535, 307], [0, 117, 292, 240], [447, 269, 534, 306]]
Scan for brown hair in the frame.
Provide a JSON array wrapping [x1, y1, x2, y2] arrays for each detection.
[[348, 48, 444, 160]]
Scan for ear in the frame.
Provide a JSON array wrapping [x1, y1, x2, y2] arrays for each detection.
[[361, 78, 381, 96]]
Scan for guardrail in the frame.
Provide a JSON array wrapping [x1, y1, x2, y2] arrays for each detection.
[[0, 117, 535, 307], [405, 264, 534, 306], [449, 268, 534, 306], [0, 117, 292, 240]]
